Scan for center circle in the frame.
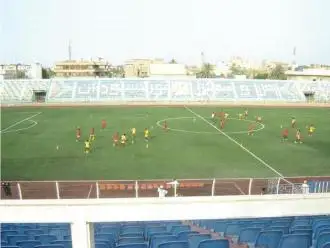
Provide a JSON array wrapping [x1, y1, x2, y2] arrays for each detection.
[[156, 117, 265, 135]]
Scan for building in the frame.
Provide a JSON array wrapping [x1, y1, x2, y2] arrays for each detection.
[[285, 69, 330, 81], [0, 63, 42, 79], [149, 63, 188, 78], [53, 59, 109, 78], [123, 58, 189, 78]]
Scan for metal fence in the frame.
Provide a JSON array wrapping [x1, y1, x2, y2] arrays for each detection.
[[2, 176, 329, 200]]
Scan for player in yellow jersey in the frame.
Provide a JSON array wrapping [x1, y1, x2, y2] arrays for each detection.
[[131, 128, 136, 144], [84, 139, 91, 154], [307, 124, 316, 137], [121, 134, 127, 146], [238, 113, 243, 120], [144, 128, 149, 148]]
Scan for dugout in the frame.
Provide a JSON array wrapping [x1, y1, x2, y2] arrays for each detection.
[[32, 90, 47, 103], [303, 91, 315, 103]]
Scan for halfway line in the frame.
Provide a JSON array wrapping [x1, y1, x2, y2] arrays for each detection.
[[184, 106, 290, 182], [0, 112, 42, 133]]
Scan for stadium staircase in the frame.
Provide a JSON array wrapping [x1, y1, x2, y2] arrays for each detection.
[[2, 215, 330, 248]]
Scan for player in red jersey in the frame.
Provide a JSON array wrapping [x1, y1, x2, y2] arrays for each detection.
[[248, 123, 256, 136], [163, 121, 168, 131], [101, 119, 107, 130], [220, 119, 225, 129], [112, 132, 119, 147], [281, 128, 289, 142], [76, 127, 81, 142], [89, 128, 95, 142]]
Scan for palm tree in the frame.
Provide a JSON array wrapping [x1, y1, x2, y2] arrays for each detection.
[[197, 63, 215, 78]]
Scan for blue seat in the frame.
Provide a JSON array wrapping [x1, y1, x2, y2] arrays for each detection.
[[51, 240, 72, 248], [237, 227, 261, 244], [16, 240, 42, 248], [197, 239, 229, 248], [255, 231, 283, 248], [24, 229, 44, 237], [316, 232, 330, 248], [170, 226, 191, 235], [35, 245, 65, 248], [146, 227, 167, 238], [176, 231, 199, 240], [117, 237, 145, 244], [278, 234, 311, 248], [35, 235, 57, 244], [158, 241, 189, 248], [149, 232, 172, 240], [1, 231, 19, 239], [63, 236, 71, 241], [1, 246, 20, 248], [291, 220, 310, 226], [164, 222, 182, 232], [291, 229, 312, 236], [120, 233, 144, 238], [1, 241, 8, 246], [188, 234, 212, 248], [49, 229, 69, 240], [99, 227, 119, 235], [150, 235, 178, 248], [95, 243, 108, 248], [315, 226, 330, 239], [116, 244, 147, 248], [291, 225, 311, 231], [314, 221, 330, 232], [224, 224, 241, 237], [95, 233, 116, 242], [214, 222, 227, 235], [264, 226, 289, 234], [322, 242, 330, 248], [121, 227, 144, 235], [6, 235, 29, 245], [95, 239, 112, 248]]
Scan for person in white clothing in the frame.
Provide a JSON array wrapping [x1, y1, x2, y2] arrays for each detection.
[[157, 185, 168, 198], [302, 180, 310, 194]]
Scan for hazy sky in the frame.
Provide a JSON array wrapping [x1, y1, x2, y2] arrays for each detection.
[[1, 0, 330, 66]]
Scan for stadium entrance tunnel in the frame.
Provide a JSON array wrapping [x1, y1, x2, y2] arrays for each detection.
[[33, 90, 47, 103]]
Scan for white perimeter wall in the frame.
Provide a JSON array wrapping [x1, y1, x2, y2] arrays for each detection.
[[1, 194, 330, 248]]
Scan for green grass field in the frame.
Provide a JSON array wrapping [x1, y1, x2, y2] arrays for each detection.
[[1, 106, 330, 181]]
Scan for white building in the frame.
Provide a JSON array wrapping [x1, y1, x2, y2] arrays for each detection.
[[149, 64, 192, 79], [0, 63, 42, 79]]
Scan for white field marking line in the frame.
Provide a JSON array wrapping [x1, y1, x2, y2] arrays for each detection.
[[184, 106, 292, 184], [1, 120, 38, 134], [156, 117, 265, 135], [0, 112, 42, 133], [215, 181, 246, 195], [87, 184, 93, 199], [233, 183, 246, 195]]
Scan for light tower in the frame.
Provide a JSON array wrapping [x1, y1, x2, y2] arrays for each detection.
[[68, 40, 72, 60]]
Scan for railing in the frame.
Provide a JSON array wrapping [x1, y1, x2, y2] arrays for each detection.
[[2, 176, 329, 200]]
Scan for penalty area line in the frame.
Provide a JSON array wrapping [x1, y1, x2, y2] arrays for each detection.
[[184, 106, 291, 183], [0, 112, 42, 134]]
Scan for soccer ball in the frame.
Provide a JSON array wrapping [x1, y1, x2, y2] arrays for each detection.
[[280, 125, 283, 128]]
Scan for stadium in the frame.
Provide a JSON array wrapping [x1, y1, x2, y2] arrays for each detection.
[[1, 78, 330, 248]]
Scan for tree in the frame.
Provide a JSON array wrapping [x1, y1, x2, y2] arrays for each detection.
[[269, 65, 287, 80], [42, 68, 55, 79], [230, 64, 247, 76], [169, 58, 177, 64], [197, 63, 215, 78]]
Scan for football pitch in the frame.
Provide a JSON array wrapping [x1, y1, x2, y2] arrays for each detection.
[[1, 105, 330, 181]]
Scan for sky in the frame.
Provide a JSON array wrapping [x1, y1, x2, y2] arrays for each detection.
[[1, 0, 330, 66]]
